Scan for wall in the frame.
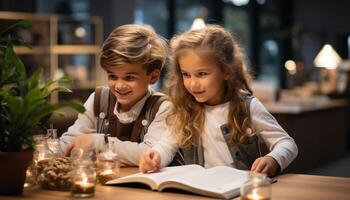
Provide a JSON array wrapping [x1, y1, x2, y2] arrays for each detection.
[[293, 0, 350, 76], [90, 0, 135, 39]]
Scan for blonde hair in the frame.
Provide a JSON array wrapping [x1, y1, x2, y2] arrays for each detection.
[[166, 25, 253, 148], [100, 24, 168, 73]]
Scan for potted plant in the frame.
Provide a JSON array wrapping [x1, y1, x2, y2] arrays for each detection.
[[0, 20, 86, 195]]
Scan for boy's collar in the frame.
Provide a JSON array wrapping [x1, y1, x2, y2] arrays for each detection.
[[113, 88, 152, 123]]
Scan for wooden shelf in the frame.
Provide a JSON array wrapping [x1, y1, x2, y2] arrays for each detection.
[[0, 11, 103, 103], [14, 46, 49, 55], [52, 45, 100, 54]]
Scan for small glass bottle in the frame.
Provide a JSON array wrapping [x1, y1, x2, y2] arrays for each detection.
[[46, 125, 63, 156], [71, 149, 97, 198], [240, 172, 271, 200], [96, 141, 119, 184]]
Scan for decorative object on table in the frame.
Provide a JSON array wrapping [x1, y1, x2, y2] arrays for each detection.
[[24, 134, 53, 188], [240, 172, 271, 200], [36, 156, 73, 191], [96, 141, 119, 184], [35, 127, 72, 191], [70, 149, 96, 198], [46, 124, 62, 156], [313, 44, 342, 94], [0, 20, 86, 195]]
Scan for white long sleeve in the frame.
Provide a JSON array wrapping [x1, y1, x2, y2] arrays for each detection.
[[59, 93, 97, 151], [250, 98, 298, 171], [59, 89, 172, 166], [93, 101, 172, 166], [153, 98, 298, 170]]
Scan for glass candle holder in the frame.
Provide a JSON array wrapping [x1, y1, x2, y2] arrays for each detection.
[[25, 134, 51, 188], [71, 162, 96, 197], [96, 146, 119, 184], [240, 172, 271, 200]]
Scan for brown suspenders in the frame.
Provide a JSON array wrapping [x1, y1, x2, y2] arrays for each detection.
[[93, 86, 166, 142]]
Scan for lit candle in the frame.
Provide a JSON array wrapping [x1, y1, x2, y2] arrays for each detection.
[[242, 189, 269, 200], [72, 174, 95, 197], [96, 149, 119, 185], [98, 168, 118, 184], [100, 169, 113, 176]]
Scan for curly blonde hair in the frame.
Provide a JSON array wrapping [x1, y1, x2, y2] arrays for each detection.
[[166, 25, 253, 148], [100, 24, 168, 73]]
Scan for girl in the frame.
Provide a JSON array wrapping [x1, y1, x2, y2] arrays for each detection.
[[139, 25, 298, 177]]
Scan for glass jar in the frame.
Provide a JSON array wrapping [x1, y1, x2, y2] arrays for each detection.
[[71, 151, 96, 198], [36, 156, 73, 190], [240, 172, 271, 200], [46, 128, 63, 156], [34, 134, 53, 162], [24, 134, 52, 188], [35, 134, 72, 191], [96, 141, 119, 184]]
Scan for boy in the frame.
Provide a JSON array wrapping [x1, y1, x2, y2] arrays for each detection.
[[59, 24, 170, 166]]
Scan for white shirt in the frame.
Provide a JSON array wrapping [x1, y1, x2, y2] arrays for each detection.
[[59, 88, 171, 166], [153, 98, 298, 171]]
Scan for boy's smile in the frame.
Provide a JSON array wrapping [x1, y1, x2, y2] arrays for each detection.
[[107, 63, 159, 112]]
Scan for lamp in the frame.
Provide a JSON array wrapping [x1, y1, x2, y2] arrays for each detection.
[[190, 18, 206, 30], [313, 44, 342, 93], [314, 44, 341, 69]]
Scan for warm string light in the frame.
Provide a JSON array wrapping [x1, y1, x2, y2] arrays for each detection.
[[284, 60, 297, 75]]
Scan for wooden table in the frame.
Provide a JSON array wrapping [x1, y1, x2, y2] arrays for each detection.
[[1, 168, 350, 200]]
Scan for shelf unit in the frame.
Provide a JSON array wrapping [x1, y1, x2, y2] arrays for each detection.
[[0, 11, 105, 103]]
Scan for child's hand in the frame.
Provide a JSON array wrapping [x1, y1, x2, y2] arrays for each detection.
[[65, 134, 93, 156], [139, 149, 161, 173], [251, 156, 279, 177]]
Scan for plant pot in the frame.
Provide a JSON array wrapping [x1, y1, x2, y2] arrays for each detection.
[[0, 151, 33, 195]]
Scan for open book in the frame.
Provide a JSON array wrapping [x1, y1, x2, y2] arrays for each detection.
[[106, 165, 249, 199]]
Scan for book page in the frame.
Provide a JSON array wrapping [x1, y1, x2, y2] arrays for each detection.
[[160, 166, 248, 197], [106, 165, 204, 189]]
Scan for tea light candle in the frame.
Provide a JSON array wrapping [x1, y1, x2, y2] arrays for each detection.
[[98, 168, 118, 184], [240, 172, 271, 200], [96, 148, 119, 184], [72, 175, 95, 197], [100, 169, 113, 176], [242, 189, 269, 200]]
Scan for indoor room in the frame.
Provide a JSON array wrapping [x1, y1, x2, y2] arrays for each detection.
[[1, 0, 349, 199]]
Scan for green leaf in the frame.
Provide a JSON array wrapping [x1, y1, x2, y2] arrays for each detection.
[[0, 42, 17, 85], [24, 88, 44, 105], [44, 79, 55, 87], [22, 99, 47, 121], [29, 68, 42, 90], [50, 86, 72, 94], [27, 101, 85, 126], [58, 76, 73, 83], [42, 86, 72, 99], [0, 20, 32, 36], [4, 41, 27, 94], [3, 95, 24, 116]]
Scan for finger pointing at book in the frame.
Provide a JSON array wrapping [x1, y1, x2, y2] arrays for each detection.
[[140, 149, 161, 173], [251, 156, 279, 177]]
